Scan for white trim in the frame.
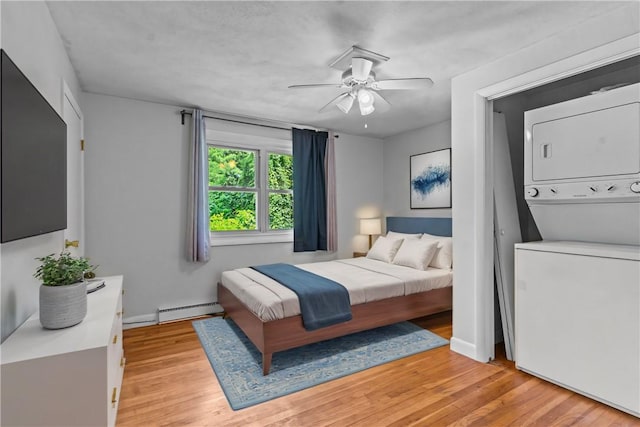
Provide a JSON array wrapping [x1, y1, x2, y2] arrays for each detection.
[[449, 337, 480, 361], [210, 230, 293, 246], [479, 98, 495, 361], [62, 80, 83, 123], [483, 34, 639, 100], [122, 313, 156, 330], [62, 79, 85, 257], [206, 134, 291, 153]]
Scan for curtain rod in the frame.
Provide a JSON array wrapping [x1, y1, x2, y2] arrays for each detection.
[[179, 109, 338, 137], [179, 109, 289, 131]]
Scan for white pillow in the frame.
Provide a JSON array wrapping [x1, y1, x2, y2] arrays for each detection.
[[421, 233, 453, 269], [386, 231, 422, 240], [392, 239, 439, 270], [366, 236, 403, 263]]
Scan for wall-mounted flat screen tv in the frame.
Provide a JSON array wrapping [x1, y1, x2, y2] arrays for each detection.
[[1, 49, 67, 243]]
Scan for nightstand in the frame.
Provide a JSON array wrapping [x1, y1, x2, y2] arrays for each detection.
[[353, 251, 367, 258]]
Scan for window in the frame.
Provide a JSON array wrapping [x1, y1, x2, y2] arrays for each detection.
[[208, 147, 258, 231], [268, 152, 293, 230], [207, 143, 293, 244]]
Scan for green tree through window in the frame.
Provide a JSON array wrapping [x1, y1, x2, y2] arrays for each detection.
[[208, 146, 293, 232], [268, 153, 293, 230]]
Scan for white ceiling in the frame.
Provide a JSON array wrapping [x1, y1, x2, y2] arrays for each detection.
[[47, 1, 627, 138]]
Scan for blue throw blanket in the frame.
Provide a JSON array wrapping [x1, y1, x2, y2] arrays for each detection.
[[251, 263, 352, 331]]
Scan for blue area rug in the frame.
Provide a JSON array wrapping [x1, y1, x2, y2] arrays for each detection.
[[193, 317, 448, 410]]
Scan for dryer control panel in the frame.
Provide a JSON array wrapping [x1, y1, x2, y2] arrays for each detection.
[[525, 178, 640, 202]]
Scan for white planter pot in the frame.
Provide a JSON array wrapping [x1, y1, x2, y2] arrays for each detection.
[[39, 281, 87, 329]]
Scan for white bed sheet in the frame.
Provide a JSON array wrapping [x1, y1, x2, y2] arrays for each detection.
[[220, 257, 452, 322]]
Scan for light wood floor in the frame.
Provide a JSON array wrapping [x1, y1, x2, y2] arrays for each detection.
[[117, 312, 639, 426]]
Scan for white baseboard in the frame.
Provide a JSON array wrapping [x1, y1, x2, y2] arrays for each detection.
[[450, 336, 480, 361], [123, 313, 156, 330]]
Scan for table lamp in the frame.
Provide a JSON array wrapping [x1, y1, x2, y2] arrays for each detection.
[[360, 218, 382, 249]]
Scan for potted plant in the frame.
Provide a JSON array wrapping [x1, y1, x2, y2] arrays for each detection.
[[34, 251, 96, 329]]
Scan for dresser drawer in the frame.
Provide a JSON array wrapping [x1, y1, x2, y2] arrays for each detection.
[[107, 289, 125, 427]]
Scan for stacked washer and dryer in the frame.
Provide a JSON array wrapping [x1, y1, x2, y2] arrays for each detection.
[[515, 83, 640, 416]]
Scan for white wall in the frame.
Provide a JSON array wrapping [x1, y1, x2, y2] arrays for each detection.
[[0, 1, 83, 342], [335, 133, 385, 254], [450, 5, 639, 362], [83, 93, 384, 323], [382, 121, 451, 220]]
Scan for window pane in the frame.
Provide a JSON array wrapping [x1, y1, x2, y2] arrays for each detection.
[[269, 193, 293, 230], [209, 191, 257, 231], [208, 147, 255, 188], [268, 153, 293, 190]]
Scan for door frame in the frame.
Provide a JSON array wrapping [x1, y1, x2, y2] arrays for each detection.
[[62, 80, 84, 255], [451, 32, 639, 362]]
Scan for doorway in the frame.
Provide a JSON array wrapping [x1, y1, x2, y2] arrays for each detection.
[[62, 82, 85, 257], [488, 55, 640, 361]]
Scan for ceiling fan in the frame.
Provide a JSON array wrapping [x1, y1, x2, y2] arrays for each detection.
[[288, 54, 434, 116]]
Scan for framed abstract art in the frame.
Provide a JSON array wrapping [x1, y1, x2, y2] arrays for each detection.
[[410, 148, 451, 209]]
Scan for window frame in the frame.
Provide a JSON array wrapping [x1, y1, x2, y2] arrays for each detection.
[[206, 139, 293, 247]]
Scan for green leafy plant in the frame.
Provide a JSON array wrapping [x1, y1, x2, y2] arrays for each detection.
[[34, 251, 96, 286]]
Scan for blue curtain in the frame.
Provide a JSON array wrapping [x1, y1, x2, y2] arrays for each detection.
[[293, 128, 328, 252], [187, 109, 210, 262]]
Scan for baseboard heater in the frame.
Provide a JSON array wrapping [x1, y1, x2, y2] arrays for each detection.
[[157, 302, 221, 323]]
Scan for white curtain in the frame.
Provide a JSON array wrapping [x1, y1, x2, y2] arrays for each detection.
[[186, 109, 210, 262], [325, 132, 338, 252]]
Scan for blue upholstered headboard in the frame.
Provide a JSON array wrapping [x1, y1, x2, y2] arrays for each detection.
[[386, 216, 452, 237]]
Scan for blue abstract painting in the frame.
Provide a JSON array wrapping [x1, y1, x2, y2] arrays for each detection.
[[410, 149, 451, 209]]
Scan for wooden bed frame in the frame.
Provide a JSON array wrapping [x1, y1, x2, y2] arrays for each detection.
[[218, 282, 452, 375], [218, 216, 453, 375]]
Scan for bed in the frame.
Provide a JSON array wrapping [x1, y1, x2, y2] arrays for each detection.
[[218, 216, 453, 375]]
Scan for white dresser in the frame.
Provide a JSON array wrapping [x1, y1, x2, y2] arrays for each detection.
[[1, 275, 125, 427]]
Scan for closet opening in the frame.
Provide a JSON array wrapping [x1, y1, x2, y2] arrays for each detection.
[[490, 55, 640, 361]]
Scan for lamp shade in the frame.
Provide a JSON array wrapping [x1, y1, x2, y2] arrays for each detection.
[[337, 94, 355, 113], [357, 89, 375, 116], [360, 218, 382, 236], [359, 103, 375, 116], [357, 89, 374, 107]]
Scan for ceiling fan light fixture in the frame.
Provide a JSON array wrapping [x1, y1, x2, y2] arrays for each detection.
[[357, 88, 374, 107], [290, 46, 433, 117], [357, 88, 375, 115], [359, 103, 375, 116], [336, 93, 355, 113]]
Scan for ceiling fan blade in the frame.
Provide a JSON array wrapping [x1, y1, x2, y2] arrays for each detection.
[[351, 57, 373, 81], [374, 78, 434, 90], [319, 93, 350, 113], [371, 91, 391, 113], [288, 83, 343, 89]]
